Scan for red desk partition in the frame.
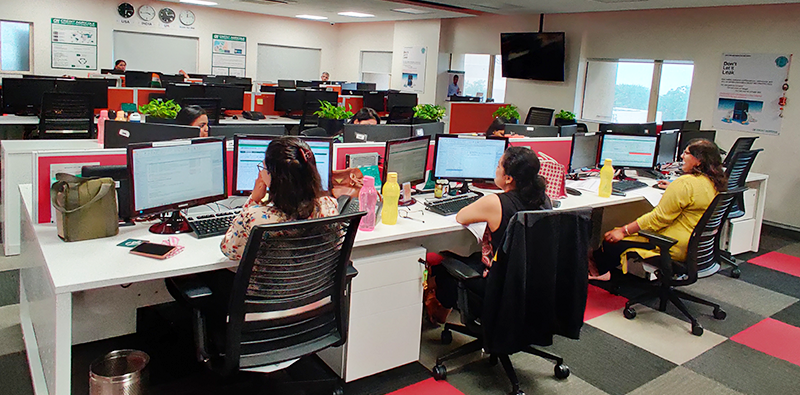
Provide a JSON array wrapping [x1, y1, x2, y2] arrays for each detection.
[[509, 138, 571, 168], [342, 96, 364, 112], [136, 88, 166, 107], [448, 102, 506, 134], [252, 93, 281, 116], [107, 88, 135, 111]]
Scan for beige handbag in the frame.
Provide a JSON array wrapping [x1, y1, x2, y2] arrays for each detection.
[[50, 173, 119, 242]]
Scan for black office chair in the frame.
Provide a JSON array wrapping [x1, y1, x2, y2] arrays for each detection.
[[299, 99, 323, 130], [717, 149, 762, 278], [524, 106, 555, 126], [576, 123, 589, 134], [165, 212, 364, 391], [301, 127, 329, 137], [432, 209, 591, 395], [722, 136, 759, 168], [386, 106, 415, 124], [622, 189, 743, 336], [37, 92, 95, 139]]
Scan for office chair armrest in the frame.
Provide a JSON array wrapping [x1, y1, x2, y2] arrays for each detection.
[[346, 262, 358, 281], [167, 274, 213, 302], [638, 230, 678, 250], [440, 256, 481, 281]]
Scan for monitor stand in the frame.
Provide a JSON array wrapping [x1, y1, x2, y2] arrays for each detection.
[[615, 169, 637, 181], [471, 181, 500, 191], [640, 169, 668, 180], [149, 210, 192, 234]]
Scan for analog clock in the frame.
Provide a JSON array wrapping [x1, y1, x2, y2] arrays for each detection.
[[179, 10, 196, 26], [138, 5, 156, 21], [118, 2, 135, 19], [159, 7, 176, 24]]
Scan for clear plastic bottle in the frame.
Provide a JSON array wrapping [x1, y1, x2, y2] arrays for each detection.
[[598, 158, 614, 198], [381, 172, 400, 225], [358, 176, 379, 231], [97, 110, 108, 145]]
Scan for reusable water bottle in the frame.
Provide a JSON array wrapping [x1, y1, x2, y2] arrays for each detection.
[[358, 176, 379, 231], [598, 158, 614, 198], [97, 110, 109, 145], [381, 172, 400, 225]]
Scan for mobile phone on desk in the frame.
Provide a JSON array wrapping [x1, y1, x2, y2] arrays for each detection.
[[130, 242, 177, 259]]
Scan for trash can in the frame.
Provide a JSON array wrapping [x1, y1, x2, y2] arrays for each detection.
[[89, 350, 150, 395]]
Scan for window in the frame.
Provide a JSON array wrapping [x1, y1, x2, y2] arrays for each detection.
[[1, 20, 32, 72], [360, 51, 391, 90], [462, 54, 506, 102], [581, 59, 693, 123]]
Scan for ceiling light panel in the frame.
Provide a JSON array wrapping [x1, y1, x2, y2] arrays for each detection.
[[296, 14, 328, 20], [180, 0, 218, 5], [337, 11, 375, 18], [391, 7, 432, 15]]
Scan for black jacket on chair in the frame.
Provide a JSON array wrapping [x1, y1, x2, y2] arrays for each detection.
[[482, 209, 591, 354]]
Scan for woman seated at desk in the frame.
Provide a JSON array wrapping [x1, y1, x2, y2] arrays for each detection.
[[589, 139, 727, 281], [176, 105, 209, 137], [426, 147, 551, 324]]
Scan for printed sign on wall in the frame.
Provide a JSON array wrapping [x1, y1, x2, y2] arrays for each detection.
[[51, 18, 97, 70], [212, 34, 246, 77], [713, 53, 792, 135], [402, 46, 427, 93]]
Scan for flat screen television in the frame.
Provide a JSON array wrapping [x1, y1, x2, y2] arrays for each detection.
[[500, 32, 565, 82]]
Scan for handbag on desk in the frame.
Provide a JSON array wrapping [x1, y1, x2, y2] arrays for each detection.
[[50, 173, 119, 242], [537, 152, 567, 200], [331, 167, 365, 198]]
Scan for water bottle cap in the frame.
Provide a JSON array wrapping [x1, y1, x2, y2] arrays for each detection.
[[387, 172, 397, 182], [100, 110, 108, 117], [604, 158, 612, 164], [363, 176, 374, 186]]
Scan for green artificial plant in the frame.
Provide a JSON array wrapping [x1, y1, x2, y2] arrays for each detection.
[[555, 110, 576, 120], [138, 99, 181, 119], [313, 100, 354, 120], [492, 104, 520, 122], [413, 104, 446, 122]]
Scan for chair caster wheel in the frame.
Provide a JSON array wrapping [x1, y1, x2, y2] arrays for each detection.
[[731, 268, 741, 279], [332, 385, 344, 395], [432, 364, 447, 380], [713, 307, 727, 320], [510, 389, 525, 395], [441, 329, 453, 345], [554, 364, 570, 379], [692, 323, 704, 336], [623, 307, 637, 320]]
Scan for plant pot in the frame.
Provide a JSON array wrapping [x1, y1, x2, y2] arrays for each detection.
[[554, 118, 576, 126], [318, 118, 345, 136], [500, 117, 518, 124]]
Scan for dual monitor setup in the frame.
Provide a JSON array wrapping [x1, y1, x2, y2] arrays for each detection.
[[1, 77, 109, 115]]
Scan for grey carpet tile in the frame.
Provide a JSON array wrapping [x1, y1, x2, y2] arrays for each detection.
[[0, 304, 24, 357], [627, 366, 746, 395], [545, 325, 676, 395], [752, 231, 798, 253], [775, 242, 800, 259], [684, 340, 800, 395], [770, 301, 800, 328], [0, 269, 19, 307], [737, 261, 800, 299], [639, 294, 765, 338], [0, 351, 34, 395]]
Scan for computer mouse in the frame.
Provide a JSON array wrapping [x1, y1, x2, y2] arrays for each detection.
[[232, 115, 238, 119], [565, 187, 582, 196]]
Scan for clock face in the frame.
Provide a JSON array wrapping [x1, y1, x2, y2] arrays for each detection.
[[159, 8, 176, 24], [118, 3, 135, 19], [179, 10, 195, 26], [138, 5, 156, 21]]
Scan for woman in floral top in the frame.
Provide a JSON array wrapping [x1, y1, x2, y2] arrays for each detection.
[[220, 136, 339, 261]]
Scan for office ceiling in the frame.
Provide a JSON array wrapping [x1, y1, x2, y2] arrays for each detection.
[[168, 0, 800, 23]]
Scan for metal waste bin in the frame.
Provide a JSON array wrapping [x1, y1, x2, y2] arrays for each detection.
[[89, 350, 150, 395]]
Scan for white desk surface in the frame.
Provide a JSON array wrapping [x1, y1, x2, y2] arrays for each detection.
[[219, 116, 299, 125], [0, 115, 39, 125]]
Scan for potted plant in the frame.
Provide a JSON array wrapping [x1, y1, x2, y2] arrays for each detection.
[[492, 104, 520, 124], [138, 99, 181, 122], [413, 104, 446, 123], [554, 109, 576, 126], [314, 100, 354, 136]]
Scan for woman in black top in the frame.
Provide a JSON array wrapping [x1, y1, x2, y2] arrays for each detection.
[[428, 147, 551, 323]]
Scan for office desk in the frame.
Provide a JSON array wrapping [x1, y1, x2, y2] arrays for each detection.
[[218, 116, 299, 125], [0, 115, 39, 125]]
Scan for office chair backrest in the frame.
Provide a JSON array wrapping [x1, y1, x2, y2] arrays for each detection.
[[524, 107, 555, 126], [301, 127, 328, 137], [559, 124, 578, 138], [684, 188, 742, 284], [386, 106, 415, 124], [723, 137, 759, 168], [724, 149, 762, 219], [683, 120, 701, 130], [222, 212, 364, 374], [576, 123, 588, 134], [39, 92, 95, 139]]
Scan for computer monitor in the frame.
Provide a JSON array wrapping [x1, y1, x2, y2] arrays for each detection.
[[448, 95, 481, 102], [343, 124, 412, 143], [432, 135, 509, 185], [180, 98, 222, 125], [357, 82, 377, 91], [203, 76, 226, 84], [569, 132, 600, 174], [208, 124, 286, 140], [362, 91, 386, 112], [124, 71, 154, 88], [260, 85, 278, 93], [81, 165, 133, 225], [656, 130, 680, 166], [128, 137, 228, 234], [1, 78, 56, 115], [58, 78, 109, 109], [504, 124, 560, 137], [295, 80, 319, 88], [165, 83, 205, 104], [597, 133, 658, 170], [661, 120, 684, 131], [383, 135, 431, 188], [274, 89, 305, 113], [560, 124, 578, 138], [277, 80, 296, 88], [305, 90, 339, 108], [599, 122, 657, 135], [410, 122, 445, 138], [677, 130, 716, 155], [205, 85, 245, 111], [386, 106, 415, 125], [104, 121, 202, 148], [160, 74, 185, 85], [232, 135, 332, 195], [387, 92, 417, 111]]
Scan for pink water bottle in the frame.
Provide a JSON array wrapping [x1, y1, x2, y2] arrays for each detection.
[[97, 110, 109, 144], [358, 176, 378, 231]]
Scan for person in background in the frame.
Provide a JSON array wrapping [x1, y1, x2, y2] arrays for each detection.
[[448, 75, 461, 97], [112, 59, 126, 74], [351, 107, 381, 125], [321, 72, 330, 82], [175, 105, 209, 137], [589, 139, 727, 281], [485, 117, 506, 137]]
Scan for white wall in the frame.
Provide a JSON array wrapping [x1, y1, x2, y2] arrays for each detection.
[[391, 20, 442, 105], [440, 4, 800, 228], [333, 22, 395, 83]]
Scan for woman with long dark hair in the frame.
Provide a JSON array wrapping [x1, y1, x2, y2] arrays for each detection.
[[589, 138, 727, 280], [175, 105, 209, 137]]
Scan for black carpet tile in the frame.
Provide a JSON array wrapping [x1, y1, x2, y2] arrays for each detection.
[[737, 261, 800, 299], [0, 270, 19, 307], [770, 301, 800, 328], [0, 351, 33, 395]]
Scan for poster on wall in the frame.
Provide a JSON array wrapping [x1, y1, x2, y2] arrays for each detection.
[[713, 53, 792, 135], [51, 18, 98, 70], [212, 34, 246, 77], [402, 46, 427, 93], [445, 70, 465, 100]]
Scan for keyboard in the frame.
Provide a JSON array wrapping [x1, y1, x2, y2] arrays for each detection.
[[186, 209, 242, 238], [612, 179, 648, 193], [424, 193, 481, 216]]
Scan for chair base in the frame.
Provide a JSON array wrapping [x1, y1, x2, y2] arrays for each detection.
[[719, 251, 742, 278], [696, 262, 721, 278], [625, 285, 726, 336]]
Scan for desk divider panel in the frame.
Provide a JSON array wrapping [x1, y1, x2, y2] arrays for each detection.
[[342, 96, 364, 112], [448, 102, 506, 134], [252, 93, 281, 115], [509, 138, 571, 169], [107, 88, 135, 112]]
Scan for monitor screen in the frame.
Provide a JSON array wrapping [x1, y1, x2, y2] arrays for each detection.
[[657, 130, 680, 165], [598, 134, 658, 169], [165, 83, 206, 103], [387, 92, 417, 110], [678, 130, 716, 155], [58, 79, 109, 109], [433, 135, 508, 181], [501, 32, 565, 82], [124, 71, 154, 88], [1, 78, 56, 115], [362, 91, 386, 112], [128, 138, 227, 216], [232, 136, 332, 195], [274, 89, 304, 112], [569, 133, 600, 173], [384, 136, 431, 186], [205, 85, 245, 110]]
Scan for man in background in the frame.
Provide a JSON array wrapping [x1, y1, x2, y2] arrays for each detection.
[[448, 74, 461, 97], [321, 71, 330, 82]]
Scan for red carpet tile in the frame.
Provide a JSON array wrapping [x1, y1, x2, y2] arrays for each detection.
[[387, 378, 465, 395], [731, 318, 800, 367], [584, 284, 628, 321], [748, 252, 800, 278]]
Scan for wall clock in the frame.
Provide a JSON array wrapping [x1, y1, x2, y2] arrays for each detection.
[[159, 8, 176, 24], [138, 5, 156, 21], [179, 10, 196, 26], [118, 3, 135, 19]]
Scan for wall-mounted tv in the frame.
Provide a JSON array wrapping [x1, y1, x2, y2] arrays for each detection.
[[500, 32, 565, 82]]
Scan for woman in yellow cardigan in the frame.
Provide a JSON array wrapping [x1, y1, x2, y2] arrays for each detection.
[[589, 139, 728, 280]]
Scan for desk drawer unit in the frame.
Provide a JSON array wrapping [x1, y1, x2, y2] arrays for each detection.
[[318, 243, 425, 382]]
